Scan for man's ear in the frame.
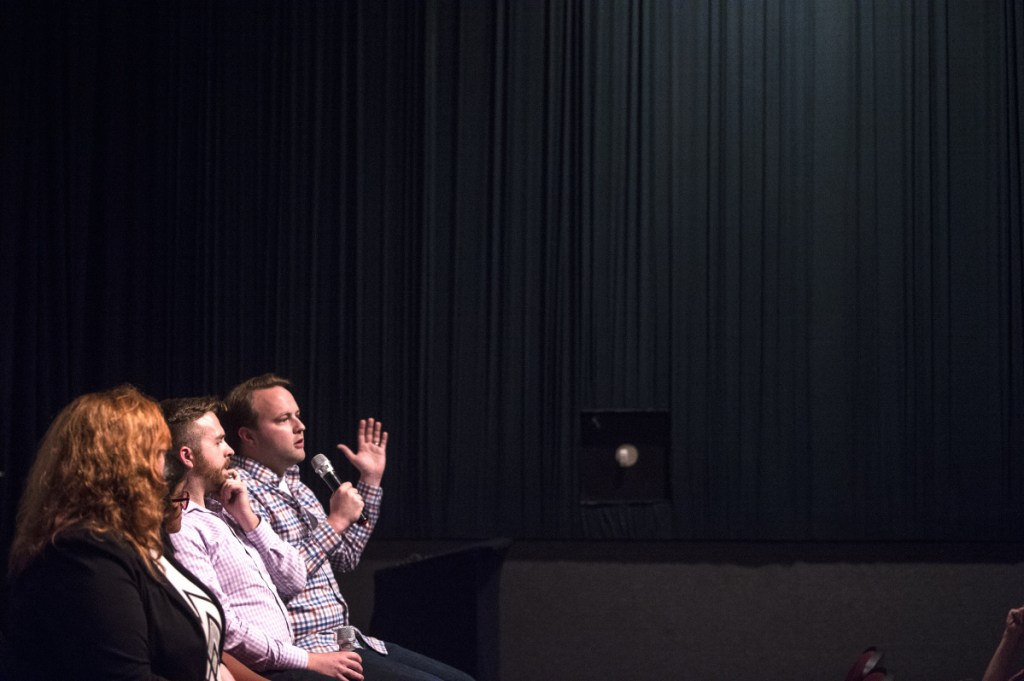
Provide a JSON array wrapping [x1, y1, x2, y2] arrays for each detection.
[[238, 426, 256, 447], [178, 446, 196, 469]]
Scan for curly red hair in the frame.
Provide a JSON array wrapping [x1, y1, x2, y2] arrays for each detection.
[[8, 384, 172, 576]]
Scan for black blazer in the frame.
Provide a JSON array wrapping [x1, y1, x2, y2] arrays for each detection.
[[7, 529, 225, 681]]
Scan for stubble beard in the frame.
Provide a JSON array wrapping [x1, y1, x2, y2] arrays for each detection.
[[195, 456, 229, 494]]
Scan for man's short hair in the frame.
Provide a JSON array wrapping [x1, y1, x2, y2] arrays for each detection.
[[222, 374, 292, 452], [160, 396, 225, 456]]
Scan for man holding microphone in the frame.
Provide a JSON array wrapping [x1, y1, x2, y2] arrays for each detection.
[[221, 374, 474, 681], [162, 396, 364, 680]]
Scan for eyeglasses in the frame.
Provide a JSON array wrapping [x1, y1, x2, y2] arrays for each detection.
[[169, 491, 190, 510]]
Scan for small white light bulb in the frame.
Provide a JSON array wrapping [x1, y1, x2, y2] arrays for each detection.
[[615, 443, 639, 468]]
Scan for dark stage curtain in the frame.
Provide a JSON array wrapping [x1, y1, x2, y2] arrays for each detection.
[[2, 0, 1023, 549]]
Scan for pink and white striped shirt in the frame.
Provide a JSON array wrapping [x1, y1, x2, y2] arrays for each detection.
[[170, 503, 310, 672]]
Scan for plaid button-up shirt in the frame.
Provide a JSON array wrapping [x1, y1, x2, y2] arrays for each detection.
[[232, 454, 386, 654]]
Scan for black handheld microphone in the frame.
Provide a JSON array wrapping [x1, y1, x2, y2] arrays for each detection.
[[311, 453, 369, 526]]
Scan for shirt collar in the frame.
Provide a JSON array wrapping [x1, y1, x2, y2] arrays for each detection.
[[182, 503, 216, 516], [232, 454, 300, 487]]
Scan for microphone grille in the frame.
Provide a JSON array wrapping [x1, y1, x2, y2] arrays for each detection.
[[311, 453, 332, 475]]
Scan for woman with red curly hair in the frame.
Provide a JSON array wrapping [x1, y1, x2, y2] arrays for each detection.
[[7, 385, 232, 681]]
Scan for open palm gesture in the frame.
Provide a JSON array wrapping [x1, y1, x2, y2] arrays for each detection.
[[338, 418, 387, 487]]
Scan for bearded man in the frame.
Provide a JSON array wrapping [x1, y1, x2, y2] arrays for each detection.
[[161, 397, 361, 681]]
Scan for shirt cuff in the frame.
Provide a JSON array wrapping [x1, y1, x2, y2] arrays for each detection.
[[356, 482, 383, 517], [280, 645, 309, 671]]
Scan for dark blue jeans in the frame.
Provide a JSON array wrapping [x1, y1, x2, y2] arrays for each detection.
[[263, 669, 335, 681], [357, 642, 476, 681]]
